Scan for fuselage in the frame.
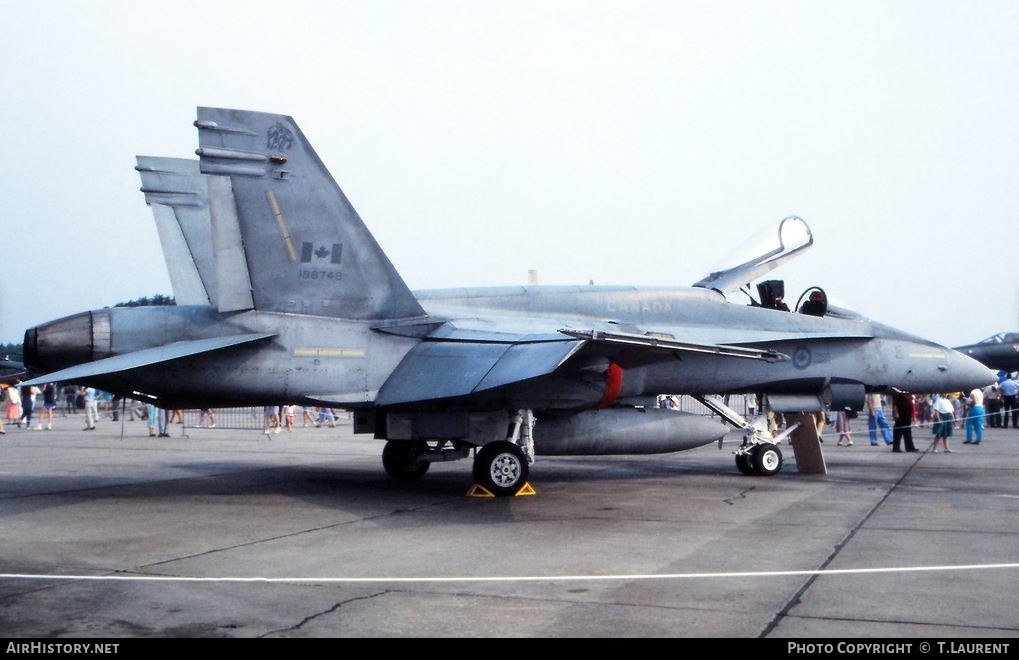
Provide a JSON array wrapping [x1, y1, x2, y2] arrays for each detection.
[[416, 285, 993, 400], [24, 285, 994, 408]]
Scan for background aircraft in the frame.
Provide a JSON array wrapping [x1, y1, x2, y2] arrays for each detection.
[[954, 333, 1019, 373], [0, 357, 26, 386], [23, 108, 993, 495]]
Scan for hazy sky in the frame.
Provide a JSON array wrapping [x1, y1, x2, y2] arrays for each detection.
[[2, 1, 1016, 347]]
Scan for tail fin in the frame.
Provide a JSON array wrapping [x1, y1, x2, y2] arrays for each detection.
[[135, 157, 215, 306], [194, 108, 425, 321], [135, 156, 256, 313]]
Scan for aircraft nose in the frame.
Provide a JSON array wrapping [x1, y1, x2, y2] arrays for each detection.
[[945, 348, 997, 391]]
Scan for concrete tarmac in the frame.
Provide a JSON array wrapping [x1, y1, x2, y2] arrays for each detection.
[[1, 413, 1018, 638]]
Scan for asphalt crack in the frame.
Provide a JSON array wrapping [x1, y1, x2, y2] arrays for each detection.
[[722, 485, 756, 506], [139, 498, 459, 571], [785, 613, 1019, 633], [0, 461, 344, 501], [260, 590, 388, 637], [399, 586, 737, 616], [758, 453, 926, 637]]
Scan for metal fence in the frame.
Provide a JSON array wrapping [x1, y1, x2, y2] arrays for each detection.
[[666, 394, 754, 417], [103, 396, 750, 432], [108, 404, 350, 431]]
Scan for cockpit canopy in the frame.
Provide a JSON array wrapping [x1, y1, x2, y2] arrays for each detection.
[[693, 216, 813, 295], [978, 332, 1019, 344]]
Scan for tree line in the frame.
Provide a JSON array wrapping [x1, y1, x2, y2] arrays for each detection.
[[2, 294, 175, 361], [114, 294, 176, 307]]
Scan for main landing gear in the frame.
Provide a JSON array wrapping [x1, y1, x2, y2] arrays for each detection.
[[381, 409, 535, 496], [472, 441, 530, 496], [381, 441, 430, 481]]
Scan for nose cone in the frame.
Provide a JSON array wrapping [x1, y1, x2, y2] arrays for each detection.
[[945, 348, 997, 392]]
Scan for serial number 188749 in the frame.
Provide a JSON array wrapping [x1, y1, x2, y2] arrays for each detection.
[[299, 270, 343, 281]]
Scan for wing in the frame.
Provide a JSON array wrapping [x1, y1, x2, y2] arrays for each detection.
[[559, 328, 788, 362], [368, 325, 792, 407], [373, 338, 585, 407]]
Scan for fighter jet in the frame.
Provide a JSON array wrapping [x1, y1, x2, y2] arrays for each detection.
[[0, 356, 26, 385], [23, 108, 993, 495], [954, 333, 1019, 373]]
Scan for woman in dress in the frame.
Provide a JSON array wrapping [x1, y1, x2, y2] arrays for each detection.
[[929, 394, 955, 453]]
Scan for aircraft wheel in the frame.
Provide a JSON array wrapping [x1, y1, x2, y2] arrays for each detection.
[[735, 451, 755, 475], [382, 441, 430, 481], [473, 441, 529, 496], [752, 443, 783, 476]]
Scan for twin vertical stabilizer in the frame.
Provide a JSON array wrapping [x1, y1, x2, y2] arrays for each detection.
[[137, 108, 425, 322], [194, 108, 425, 321]]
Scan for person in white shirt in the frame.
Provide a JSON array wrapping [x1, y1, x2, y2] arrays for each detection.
[[83, 387, 98, 431], [866, 392, 893, 446], [929, 394, 955, 453], [963, 388, 985, 445]]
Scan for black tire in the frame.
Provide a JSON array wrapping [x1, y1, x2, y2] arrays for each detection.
[[735, 451, 755, 475], [752, 442, 783, 476], [382, 441, 430, 481], [473, 441, 529, 496]]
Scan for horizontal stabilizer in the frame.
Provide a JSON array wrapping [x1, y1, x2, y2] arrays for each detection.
[[375, 339, 584, 406], [22, 333, 276, 386]]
